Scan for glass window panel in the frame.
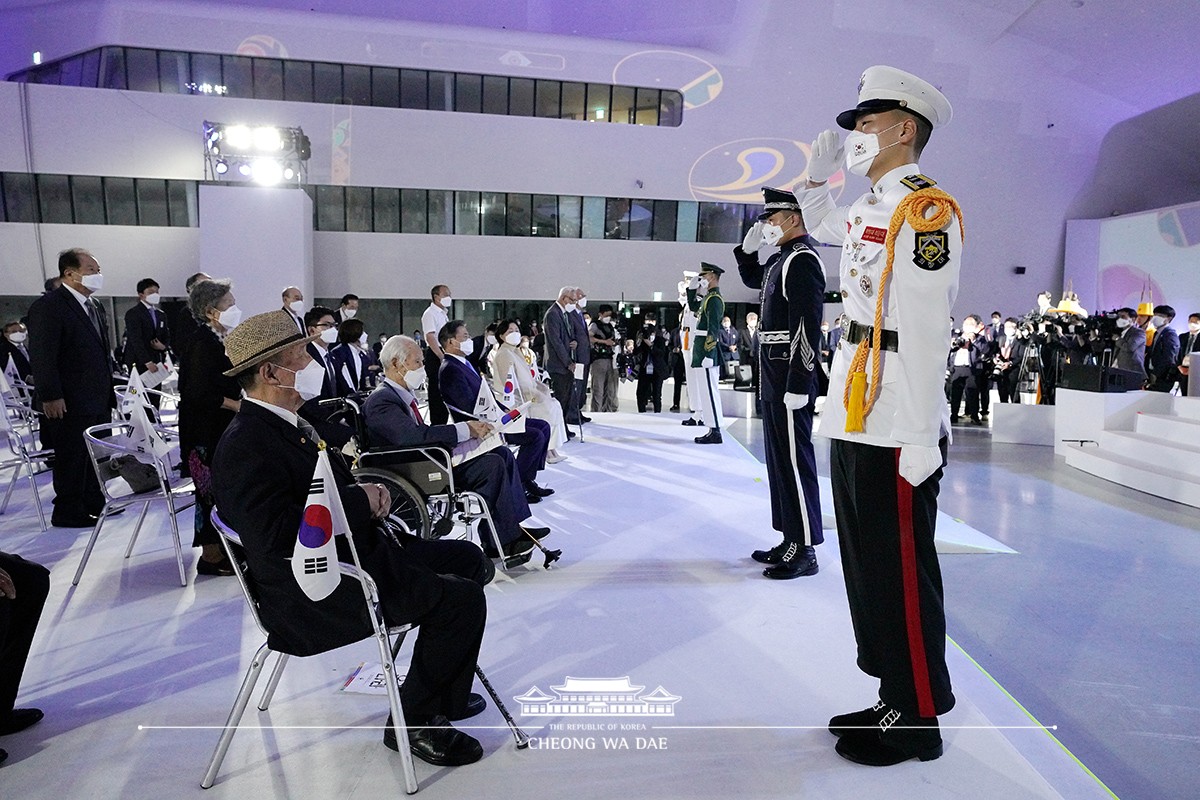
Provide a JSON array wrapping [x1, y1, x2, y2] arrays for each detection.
[[80, 49, 102, 87], [316, 185, 346, 231], [345, 186, 373, 232], [253, 58, 284, 100], [104, 177, 138, 225], [455, 74, 482, 113], [401, 188, 428, 233], [70, 176, 105, 224], [373, 187, 400, 232], [157, 51, 188, 94], [58, 56, 84, 87], [698, 202, 742, 243], [189, 52, 222, 93], [371, 67, 399, 108], [221, 54, 252, 97], [509, 78, 534, 117], [135, 179, 169, 226], [37, 174, 72, 224], [506, 193, 531, 236], [313, 62, 343, 104], [125, 48, 160, 93], [586, 83, 610, 122], [626, 199, 654, 241], [611, 85, 635, 124], [100, 47, 127, 90], [635, 88, 660, 125], [2, 173, 37, 222], [400, 69, 428, 109], [558, 195, 582, 238], [482, 75, 508, 115], [581, 196, 606, 239], [560, 81, 586, 120], [428, 72, 454, 111], [652, 200, 677, 242], [531, 194, 558, 237], [480, 192, 506, 236], [675, 201, 699, 243], [535, 80, 560, 118], [302, 184, 318, 226], [604, 198, 630, 239], [284, 60, 313, 102], [454, 191, 480, 235], [343, 64, 370, 105], [427, 190, 453, 234], [167, 180, 194, 227], [34, 63, 63, 85], [660, 90, 684, 127]]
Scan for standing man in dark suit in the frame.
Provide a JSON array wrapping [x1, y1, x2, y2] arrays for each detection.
[[1176, 312, 1200, 396], [994, 318, 1028, 403], [281, 286, 306, 333], [1111, 308, 1147, 379], [542, 287, 577, 434], [738, 312, 760, 392], [438, 321, 554, 504], [568, 288, 591, 425], [27, 248, 117, 527], [172, 271, 210, 358], [634, 324, 669, 413], [1, 322, 32, 383], [333, 293, 360, 325], [1145, 305, 1180, 392], [213, 315, 494, 765], [123, 278, 171, 406]]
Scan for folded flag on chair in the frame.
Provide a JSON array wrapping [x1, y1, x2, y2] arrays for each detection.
[[128, 406, 173, 461], [119, 370, 154, 416], [292, 446, 347, 601]]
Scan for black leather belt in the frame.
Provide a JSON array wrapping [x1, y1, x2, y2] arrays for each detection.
[[843, 319, 899, 352]]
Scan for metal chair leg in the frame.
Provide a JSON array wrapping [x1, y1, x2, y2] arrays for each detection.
[[71, 507, 111, 586], [165, 494, 187, 586], [28, 462, 48, 531], [376, 627, 418, 795], [0, 464, 18, 514], [257, 653, 290, 711], [201, 642, 272, 789], [124, 501, 151, 558]]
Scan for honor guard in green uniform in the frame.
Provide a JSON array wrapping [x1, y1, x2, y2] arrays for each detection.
[[687, 263, 725, 444]]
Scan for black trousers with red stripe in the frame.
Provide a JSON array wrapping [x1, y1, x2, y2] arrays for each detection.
[[830, 437, 955, 718]]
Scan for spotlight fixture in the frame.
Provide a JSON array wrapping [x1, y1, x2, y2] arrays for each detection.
[[202, 120, 311, 186], [214, 159, 229, 175]]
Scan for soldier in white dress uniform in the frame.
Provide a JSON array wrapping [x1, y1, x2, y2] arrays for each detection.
[[799, 65, 963, 767]]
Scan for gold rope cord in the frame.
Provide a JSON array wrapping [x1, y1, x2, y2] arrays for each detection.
[[843, 187, 965, 432]]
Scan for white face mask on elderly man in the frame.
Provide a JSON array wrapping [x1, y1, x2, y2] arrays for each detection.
[[273, 360, 326, 402], [458, 338, 475, 357]]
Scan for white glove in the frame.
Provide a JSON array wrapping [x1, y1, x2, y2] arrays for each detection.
[[686, 274, 700, 291], [806, 129, 844, 184], [783, 392, 806, 410], [701, 357, 715, 369], [898, 444, 942, 487], [741, 220, 764, 251]]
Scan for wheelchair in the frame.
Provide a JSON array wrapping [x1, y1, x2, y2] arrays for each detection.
[[322, 397, 561, 571]]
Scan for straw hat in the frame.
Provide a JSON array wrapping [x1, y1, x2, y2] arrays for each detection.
[[222, 310, 319, 377]]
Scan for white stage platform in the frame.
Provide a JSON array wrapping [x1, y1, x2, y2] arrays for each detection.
[[0, 412, 1108, 799]]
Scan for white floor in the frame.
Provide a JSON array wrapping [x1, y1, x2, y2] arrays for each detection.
[[0, 411, 1115, 799]]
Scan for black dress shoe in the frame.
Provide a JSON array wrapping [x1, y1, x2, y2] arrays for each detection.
[[51, 513, 97, 528], [448, 692, 486, 721], [669, 405, 680, 412], [580, 415, 593, 423], [694, 430, 723, 444], [0, 708, 43, 736], [385, 714, 483, 766], [527, 483, 555, 498], [196, 557, 235, 577], [0, 747, 7, 765], [566, 430, 577, 439], [502, 537, 536, 557], [829, 701, 888, 737], [520, 525, 551, 540], [680, 418, 700, 427], [524, 491, 542, 504], [503, 550, 533, 569], [751, 541, 788, 564], [762, 543, 818, 579], [834, 709, 942, 766]]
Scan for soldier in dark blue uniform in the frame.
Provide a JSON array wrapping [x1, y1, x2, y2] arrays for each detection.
[[734, 187, 826, 579]]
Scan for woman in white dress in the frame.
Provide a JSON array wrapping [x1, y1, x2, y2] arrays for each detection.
[[491, 318, 568, 462]]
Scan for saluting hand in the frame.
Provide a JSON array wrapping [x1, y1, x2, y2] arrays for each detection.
[[807, 129, 844, 184]]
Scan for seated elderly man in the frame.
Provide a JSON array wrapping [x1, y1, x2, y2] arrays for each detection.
[[437, 320, 555, 505], [211, 312, 492, 767], [364, 335, 549, 561]]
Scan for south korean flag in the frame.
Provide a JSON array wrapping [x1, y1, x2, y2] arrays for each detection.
[[292, 448, 348, 601]]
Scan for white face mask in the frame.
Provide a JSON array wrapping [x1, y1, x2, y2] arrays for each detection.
[[80, 272, 105, 293], [320, 327, 339, 344], [1004, 326, 1017, 337], [698, 278, 710, 292], [145, 292, 161, 305], [1116, 317, 1131, 329], [576, 297, 587, 309], [440, 295, 453, 309], [1190, 322, 1200, 333], [844, 121, 904, 177], [341, 307, 357, 319], [601, 316, 612, 324], [289, 300, 305, 314], [7, 332, 27, 344], [273, 360, 326, 402], [1037, 297, 1052, 311], [458, 338, 475, 357], [1151, 316, 1165, 327], [218, 305, 242, 330], [761, 222, 785, 247], [504, 331, 522, 346], [403, 368, 426, 391], [359, 333, 368, 346]]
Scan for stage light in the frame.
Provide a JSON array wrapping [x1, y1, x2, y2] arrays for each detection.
[[251, 158, 283, 185], [203, 121, 311, 185], [237, 162, 252, 177], [282, 166, 296, 181], [253, 126, 283, 152], [224, 125, 252, 151], [214, 159, 229, 175]]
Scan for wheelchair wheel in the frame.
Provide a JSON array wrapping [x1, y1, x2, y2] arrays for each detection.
[[353, 468, 430, 539]]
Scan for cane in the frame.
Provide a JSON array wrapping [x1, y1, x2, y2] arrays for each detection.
[[522, 530, 563, 569], [475, 666, 530, 748]]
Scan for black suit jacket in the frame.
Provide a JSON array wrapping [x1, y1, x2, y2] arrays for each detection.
[[123, 302, 171, 371], [542, 303, 574, 376], [212, 401, 446, 656], [26, 286, 115, 414], [0, 339, 32, 381]]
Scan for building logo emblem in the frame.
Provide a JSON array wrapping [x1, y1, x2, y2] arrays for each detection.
[[515, 677, 681, 717]]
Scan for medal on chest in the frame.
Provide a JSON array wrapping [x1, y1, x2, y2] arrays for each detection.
[[859, 274, 873, 297]]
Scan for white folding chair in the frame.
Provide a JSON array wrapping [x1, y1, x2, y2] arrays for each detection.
[[1, 395, 52, 531], [72, 422, 196, 587], [202, 509, 419, 793]]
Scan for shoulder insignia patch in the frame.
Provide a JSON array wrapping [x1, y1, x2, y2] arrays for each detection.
[[913, 230, 950, 270], [900, 174, 937, 191]]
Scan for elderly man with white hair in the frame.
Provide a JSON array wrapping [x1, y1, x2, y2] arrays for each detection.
[[541, 286, 579, 437]]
